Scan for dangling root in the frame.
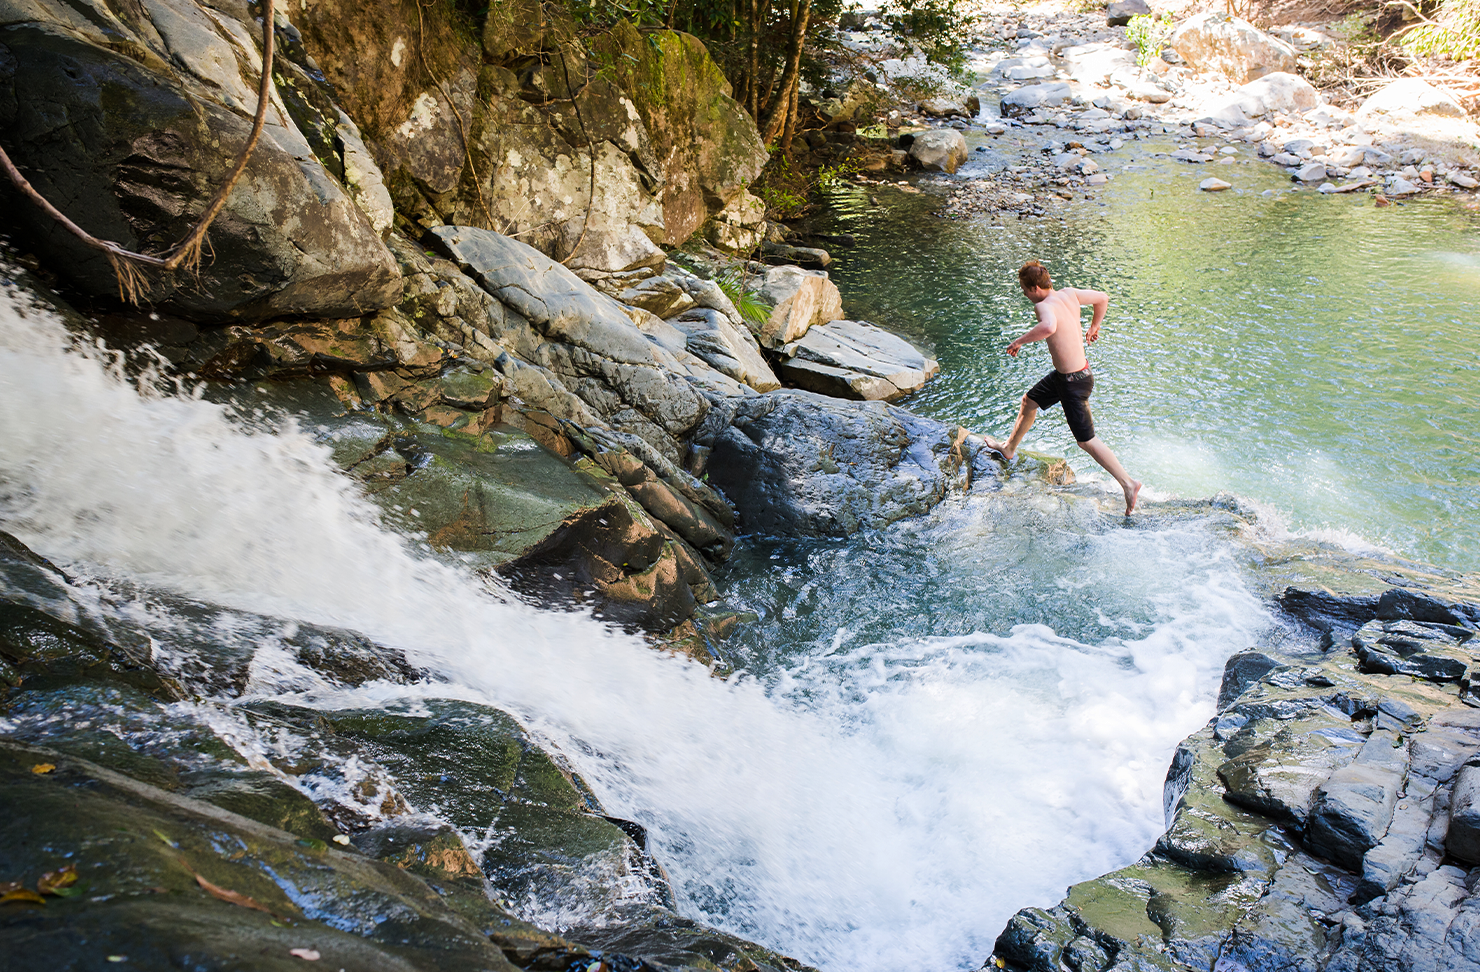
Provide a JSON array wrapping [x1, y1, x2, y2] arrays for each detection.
[[0, 0, 277, 304]]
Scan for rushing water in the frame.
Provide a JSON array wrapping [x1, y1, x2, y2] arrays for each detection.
[[0, 152, 1474, 972], [816, 135, 1480, 573]]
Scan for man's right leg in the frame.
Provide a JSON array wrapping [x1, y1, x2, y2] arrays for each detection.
[[1077, 436, 1142, 514], [986, 395, 1039, 460]]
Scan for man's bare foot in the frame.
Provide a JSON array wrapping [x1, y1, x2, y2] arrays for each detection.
[[1124, 480, 1142, 515], [983, 435, 1015, 462]]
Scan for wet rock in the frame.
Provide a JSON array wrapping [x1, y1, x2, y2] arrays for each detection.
[[1200, 178, 1232, 191], [1447, 760, 1480, 864], [1306, 730, 1407, 870], [762, 241, 833, 268], [1169, 13, 1297, 84], [1352, 619, 1473, 682], [0, 738, 525, 972], [909, 129, 969, 173], [705, 391, 977, 537], [1296, 162, 1328, 183]]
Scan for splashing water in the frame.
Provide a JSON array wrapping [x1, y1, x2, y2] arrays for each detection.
[[0, 280, 1272, 970]]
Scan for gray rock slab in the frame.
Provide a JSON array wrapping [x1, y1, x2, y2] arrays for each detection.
[[1218, 711, 1367, 827], [432, 227, 657, 366], [779, 320, 939, 401], [1306, 729, 1408, 871], [705, 391, 974, 537]]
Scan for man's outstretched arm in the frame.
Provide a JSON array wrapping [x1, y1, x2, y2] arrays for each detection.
[[1006, 305, 1057, 357]]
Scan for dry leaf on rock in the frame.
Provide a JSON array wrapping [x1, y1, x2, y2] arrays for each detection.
[[30, 763, 55, 774], [193, 872, 275, 916], [0, 888, 46, 905]]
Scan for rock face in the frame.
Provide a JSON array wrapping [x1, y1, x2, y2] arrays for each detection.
[[290, 1, 766, 275], [990, 582, 1480, 972], [1169, 13, 1298, 84], [0, 0, 402, 320], [908, 129, 970, 173], [705, 391, 984, 536]]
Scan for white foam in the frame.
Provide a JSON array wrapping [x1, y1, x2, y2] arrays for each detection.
[[0, 283, 1271, 970]]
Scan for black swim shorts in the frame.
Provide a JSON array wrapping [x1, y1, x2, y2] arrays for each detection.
[[1025, 367, 1095, 442]]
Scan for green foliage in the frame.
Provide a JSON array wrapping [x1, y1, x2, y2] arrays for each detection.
[[753, 151, 810, 219], [716, 268, 773, 326], [816, 158, 860, 191], [1125, 13, 1175, 68], [1404, 0, 1480, 60], [568, 0, 668, 28], [882, 0, 976, 72]]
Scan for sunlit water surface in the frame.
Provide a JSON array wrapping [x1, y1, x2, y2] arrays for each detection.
[[812, 134, 1480, 572]]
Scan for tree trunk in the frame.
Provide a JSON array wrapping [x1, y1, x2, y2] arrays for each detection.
[[760, 0, 810, 145]]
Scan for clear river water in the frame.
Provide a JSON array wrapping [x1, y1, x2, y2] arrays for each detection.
[[0, 141, 1478, 972]]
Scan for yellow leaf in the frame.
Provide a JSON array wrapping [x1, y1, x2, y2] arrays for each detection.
[[30, 763, 55, 775], [38, 865, 78, 895], [0, 888, 46, 905]]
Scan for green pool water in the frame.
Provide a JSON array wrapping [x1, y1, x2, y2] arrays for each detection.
[[813, 138, 1480, 573]]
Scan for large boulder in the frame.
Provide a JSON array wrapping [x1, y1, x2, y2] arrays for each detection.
[[1001, 82, 1073, 117], [1357, 77, 1468, 122], [0, 0, 402, 320], [705, 391, 978, 536], [291, 2, 766, 273], [908, 129, 969, 173], [1218, 71, 1322, 118], [1106, 0, 1150, 27], [753, 265, 845, 348], [1169, 13, 1298, 84]]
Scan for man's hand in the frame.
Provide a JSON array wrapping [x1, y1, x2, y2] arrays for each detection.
[[1086, 323, 1101, 345], [1005, 340, 1023, 357]]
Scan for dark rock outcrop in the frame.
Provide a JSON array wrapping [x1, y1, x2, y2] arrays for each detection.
[[0, 0, 402, 319], [990, 582, 1480, 972]]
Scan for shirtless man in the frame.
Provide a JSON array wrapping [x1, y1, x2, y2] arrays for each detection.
[[985, 259, 1142, 515]]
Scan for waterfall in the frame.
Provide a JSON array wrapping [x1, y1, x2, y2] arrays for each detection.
[[0, 278, 1272, 971]]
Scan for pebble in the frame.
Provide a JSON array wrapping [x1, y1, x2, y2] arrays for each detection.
[[1201, 177, 1232, 191]]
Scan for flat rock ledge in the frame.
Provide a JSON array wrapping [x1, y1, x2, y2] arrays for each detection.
[[991, 584, 1480, 972]]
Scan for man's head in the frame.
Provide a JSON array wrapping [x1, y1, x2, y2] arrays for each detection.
[[1018, 259, 1051, 301]]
